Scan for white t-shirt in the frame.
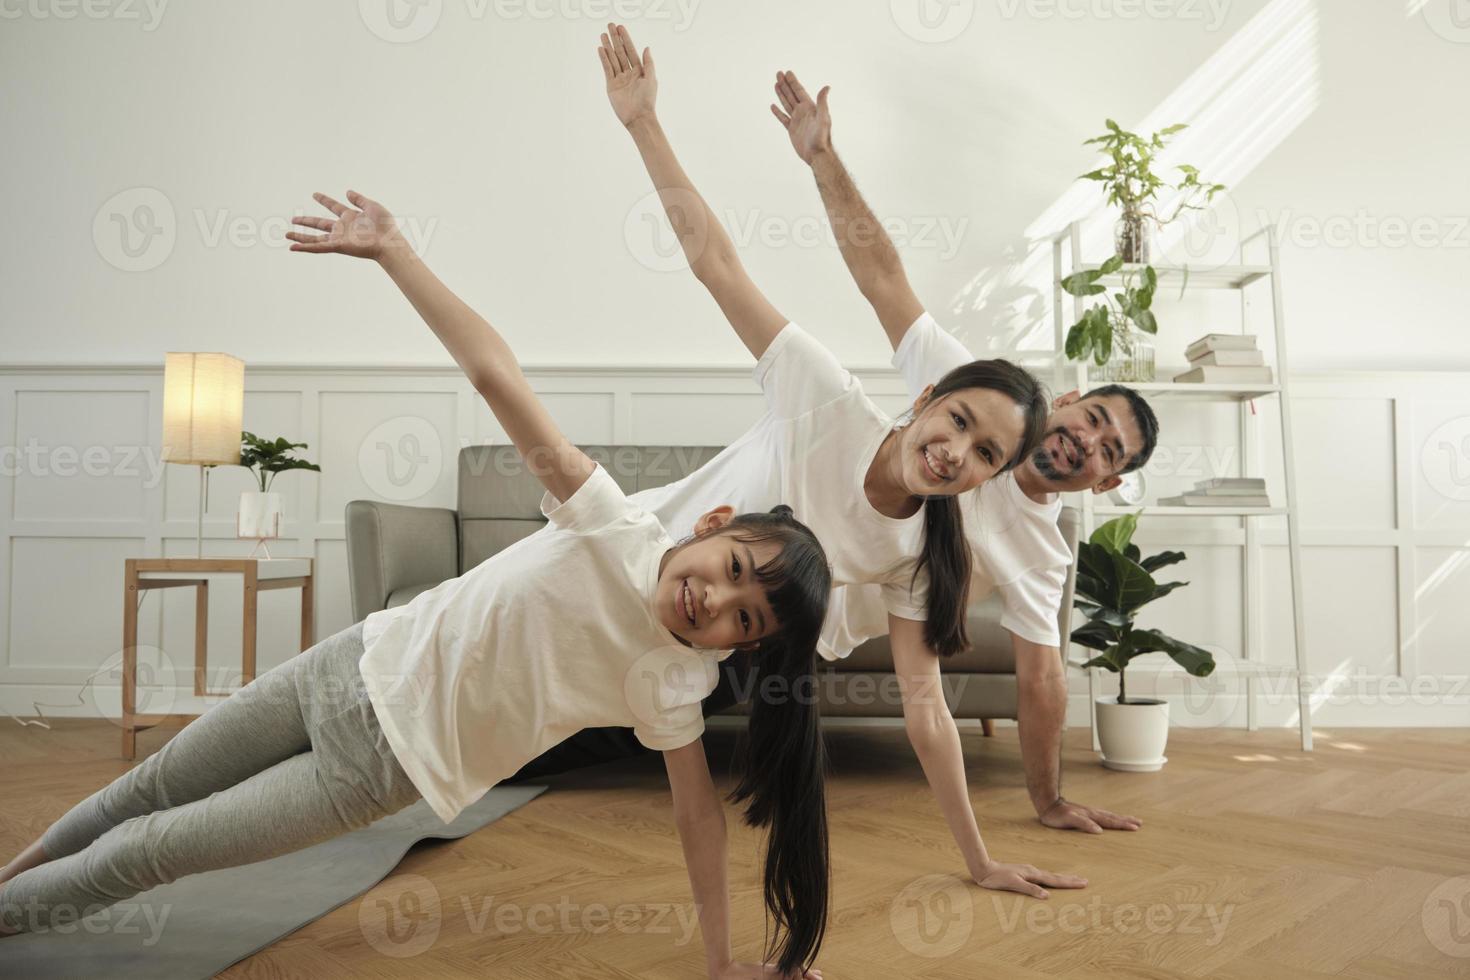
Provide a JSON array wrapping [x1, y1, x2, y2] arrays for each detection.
[[818, 312, 1072, 655], [631, 323, 931, 653], [359, 464, 730, 824]]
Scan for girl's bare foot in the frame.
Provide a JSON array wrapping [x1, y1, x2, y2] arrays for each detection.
[[0, 838, 52, 886]]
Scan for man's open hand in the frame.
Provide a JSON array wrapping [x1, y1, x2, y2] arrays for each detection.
[[770, 70, 832, 165], [1040, 798, 1142, 834]]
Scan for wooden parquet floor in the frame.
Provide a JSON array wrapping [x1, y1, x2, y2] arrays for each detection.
[[2, 721, 1467, 979]]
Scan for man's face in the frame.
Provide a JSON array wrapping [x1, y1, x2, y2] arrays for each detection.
[[1028, 392, 1145, 494]]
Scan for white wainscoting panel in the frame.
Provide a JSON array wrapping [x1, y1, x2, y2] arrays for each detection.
[[1, 364, 1466, 729]]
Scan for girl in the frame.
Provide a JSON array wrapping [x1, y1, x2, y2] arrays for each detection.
[[0, 192, 832, 979], [590, 24, 1087, 900]]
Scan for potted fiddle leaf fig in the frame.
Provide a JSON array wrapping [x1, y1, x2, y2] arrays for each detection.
[[236, 431, 320, 552], [1062, 119, 1227, 381], [1072, 512, 1215, 771]]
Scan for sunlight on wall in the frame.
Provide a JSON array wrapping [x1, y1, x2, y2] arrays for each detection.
[[947, 0, 1321, 354]]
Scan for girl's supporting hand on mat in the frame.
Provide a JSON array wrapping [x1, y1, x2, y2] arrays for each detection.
[[599, 22, 656, 127], [286, 190, 405, 261], [769, 70, 832, 167], [971, 859, 1088, 900]]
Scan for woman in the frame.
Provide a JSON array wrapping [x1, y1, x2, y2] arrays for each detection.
[[591, 23, 1087, 900]]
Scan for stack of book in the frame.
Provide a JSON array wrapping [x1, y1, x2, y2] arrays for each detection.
[[1173, 335, 1274, 384], [1160, 478, 1271, 508]]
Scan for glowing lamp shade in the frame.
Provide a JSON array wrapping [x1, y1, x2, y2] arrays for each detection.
[[162, 353, 244, 466]]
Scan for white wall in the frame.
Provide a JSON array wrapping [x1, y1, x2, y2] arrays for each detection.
[[1, 0, 1466, 371]]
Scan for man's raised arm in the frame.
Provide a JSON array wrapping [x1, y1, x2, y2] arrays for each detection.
[[770, 71, 923, 349]]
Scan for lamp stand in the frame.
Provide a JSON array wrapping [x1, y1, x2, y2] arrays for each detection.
[[195, 464, 208, 558]]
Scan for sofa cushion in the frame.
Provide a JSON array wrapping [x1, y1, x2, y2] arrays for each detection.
[[386, 582, 437, 608], [834, 593, 1017, 673]]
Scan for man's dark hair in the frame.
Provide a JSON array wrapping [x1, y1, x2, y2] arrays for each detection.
[[1082, 384, 1159, 474]]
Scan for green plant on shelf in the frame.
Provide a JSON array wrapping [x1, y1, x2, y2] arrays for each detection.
[[1071, 512, 1216, 704], [1063, 119, 1226, 368]]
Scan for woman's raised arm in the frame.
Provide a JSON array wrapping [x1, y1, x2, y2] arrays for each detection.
[[601, 23, 787, 361]]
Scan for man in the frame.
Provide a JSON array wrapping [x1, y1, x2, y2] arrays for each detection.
[[769, 70, 1159, 835]]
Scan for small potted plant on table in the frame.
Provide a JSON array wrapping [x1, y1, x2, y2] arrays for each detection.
[[236, 431, 321, 557]]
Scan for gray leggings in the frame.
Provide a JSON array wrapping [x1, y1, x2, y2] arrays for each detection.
[[0, 621, 421, 934]]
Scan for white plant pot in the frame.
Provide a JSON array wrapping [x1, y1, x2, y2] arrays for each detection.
[[1095, 696, 1170, 772], [237, 491, 283, 540]]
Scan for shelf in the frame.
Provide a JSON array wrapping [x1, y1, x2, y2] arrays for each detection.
[[1092, 505, 1286, 517], [1060, 263, 1272, 291], [1066, 654, 1297, 676], [1119, 381, 1280, 402]]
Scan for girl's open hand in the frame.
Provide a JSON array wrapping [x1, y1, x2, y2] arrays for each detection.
[[973, 860, 1088, 900], [599, 23, 656, 126], [713, 962, 822, 980], [287, 190, 404, 260]]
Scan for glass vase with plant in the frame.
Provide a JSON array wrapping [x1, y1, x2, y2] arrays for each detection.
[[1061, 120, 1226, 379]]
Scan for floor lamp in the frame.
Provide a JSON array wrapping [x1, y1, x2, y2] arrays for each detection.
[[162, 353, 244, 558]]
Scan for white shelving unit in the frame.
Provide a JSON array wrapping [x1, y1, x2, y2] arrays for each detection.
[[1051, 220, 1314, 751]]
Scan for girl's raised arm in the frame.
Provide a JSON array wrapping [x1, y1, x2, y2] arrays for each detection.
[[601, 23, 788, 361], [289, 191, 594, 504]]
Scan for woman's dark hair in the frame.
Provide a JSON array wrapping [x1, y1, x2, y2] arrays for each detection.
[[689, 504, 832, 975], [910, 359, 1050, 658]]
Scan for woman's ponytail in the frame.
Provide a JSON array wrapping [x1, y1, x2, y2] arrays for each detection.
[[916, 494, 971, 658]]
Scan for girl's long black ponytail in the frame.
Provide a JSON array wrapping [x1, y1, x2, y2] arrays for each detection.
[[719, 505, 832, 976], [729, 636, 828, 975]]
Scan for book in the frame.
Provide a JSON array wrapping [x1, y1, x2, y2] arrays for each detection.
[[1192, 486, 1272, 497], [1173, 365, 1275, 384], [1189, 349, 1266, 367], [1185, 334, 1259, 359], [1159, 494, 1273, 507], [1195, 478, 1266, 490]]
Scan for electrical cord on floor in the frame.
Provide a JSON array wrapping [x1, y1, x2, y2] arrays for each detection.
[[4, 586, 158, 731]]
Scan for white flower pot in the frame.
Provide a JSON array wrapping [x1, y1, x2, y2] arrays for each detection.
[[1095, 696, 1170, 772], [237, 491, 283, 540]]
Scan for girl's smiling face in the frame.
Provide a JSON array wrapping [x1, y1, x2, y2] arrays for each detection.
[[894, 386, 1028, 497], [655, 507, 783, 650]]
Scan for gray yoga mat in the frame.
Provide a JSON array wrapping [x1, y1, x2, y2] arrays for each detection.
[[0, 785, 546, 979]]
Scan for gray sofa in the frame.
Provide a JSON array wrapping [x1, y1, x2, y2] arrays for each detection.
[[346, 445, 1079, 726]]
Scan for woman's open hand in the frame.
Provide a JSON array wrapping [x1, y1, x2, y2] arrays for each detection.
[[972, 860, 1088, 900], [287, 190, 404, 261], [599, 23, 657, 127]]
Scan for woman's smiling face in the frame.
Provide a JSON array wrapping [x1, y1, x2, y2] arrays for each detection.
[[894, 386, 1028, 497], [655, 509, 783, 650]]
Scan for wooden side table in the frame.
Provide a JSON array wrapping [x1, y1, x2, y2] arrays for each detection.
[[120, 557, 314, 759]]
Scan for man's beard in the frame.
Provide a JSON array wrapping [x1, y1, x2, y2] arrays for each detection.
[[1031, 427, 1085, 483]]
